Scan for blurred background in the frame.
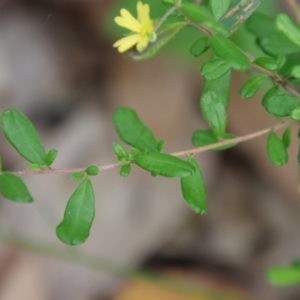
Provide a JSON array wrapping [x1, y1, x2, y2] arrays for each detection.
[[0, 0, 300, 299]]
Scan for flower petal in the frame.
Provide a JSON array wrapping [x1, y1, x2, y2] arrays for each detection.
[[113, 34, 141, 53], [137, 1, 151, 27], [115, 9, 141, 32], [136, 36, 149, 53]]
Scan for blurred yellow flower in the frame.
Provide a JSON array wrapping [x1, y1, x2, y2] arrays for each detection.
[[113, 1, 157, 53]]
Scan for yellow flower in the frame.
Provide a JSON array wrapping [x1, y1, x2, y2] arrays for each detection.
[[113, 1, 157, 53]]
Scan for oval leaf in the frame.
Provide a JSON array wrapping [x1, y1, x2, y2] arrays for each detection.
[[120, 164, 131, 177], [190, 36, 210, 57], [240, 75, 266, 99], [124, 22, 185, 61], [46, 149, 58, 167], [1, 109, 47, 165], [254, 57, 279, 71], [211, 34, 250, 70], [268, 267, 300, 286], [282, 126, 291, 149], [133, 153, 195, 178], [201, 58, 231, 80], [181, 156, 207, 214], [0, 172, 33, 203], [262, 86, 300, 117], [113, 107, 158, 152], [267, 132, 288, 166], [56, 179, 95, 245]]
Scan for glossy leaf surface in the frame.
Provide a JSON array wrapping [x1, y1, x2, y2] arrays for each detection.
[[0, 172, 33, 203], [1, 109, 47, 165], [181, 156, 207, 214], [56, 179, 95, 245]]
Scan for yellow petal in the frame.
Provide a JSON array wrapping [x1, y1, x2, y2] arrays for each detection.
[[136, 36, 149, 53], [115, 9, 141, 32], [137, 1, 151, 27], [113, 34, 141, 53]]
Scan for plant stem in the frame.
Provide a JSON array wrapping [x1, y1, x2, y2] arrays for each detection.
[[10, 121, 291, 176], [154, 6, 177, 31]]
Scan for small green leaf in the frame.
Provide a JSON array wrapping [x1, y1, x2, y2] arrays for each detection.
[[276, 54, 286, 69], [1, 109, 47, 165], [268, 267, 300, 286], [262, 86, 300, 117], [291, 108, 300, 121], [240, 75, 266, 99], [71, 173, 85, 181], [133, 153, 195, 178], [46, 149, 58, 167], [120, 164, 131, 177], [211, 34, 250, 70], [157, 140, 166, 152], [254, 57, 279, 71], [290, 65, 300, 78], [86, 166, 99, 176], [201, 58, 231, 80], [276, 14, 300, 49], [28, 163, 45, 171], [267, 131, 289, 166], [260, 33, 300, 55], [181, 156, 207, 214], [282, 126, 291, 148], [124, 22, 185, 61], [56, 179, 95, 245], [113, 142, 127, 161], [113, 107, 158, 152], [190, 36, 210, 57], [201, 90, 227, 138], [192, 130, 236, 151], [0, 172, 33, 203], [181, 3, 230, 36], [210, 0, 231, 20]]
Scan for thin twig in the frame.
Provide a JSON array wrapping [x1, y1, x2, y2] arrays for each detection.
[[285, 0, 300, 24], [154, 6, 177, 31], [11, 121, 291, 177]]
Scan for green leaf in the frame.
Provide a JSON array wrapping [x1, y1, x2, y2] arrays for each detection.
[[219, 0, 261, 32], [71, 173, 85, 181], [268, 267, 300, 286], [181, 3, 230, 36], [190, 36, 210, 57], [124, 22, 185, 61], [276, 14, 300, 49], [290, 65, 300, 78], [180, 156, 207, 214], [254, 57, 279, 71], [203, 68, 231, 109], [28, 163, 45, 171], [113, 142, 127, 161], [1, 109, 47, 165], [133, 153, 195, 178], [113, 107, 158, 152], [260, 33, 300, 55], [282, 126, 291, 148], [240, 75, 266, 99], [157, 140, 166, 152], [56, 179, 95, 245], [210, 0, 231, 20], [86, 166, 99, 176], [46, 149, 58, 167], [211, 34, 250, 70], [267, 131, 288, 166], [262, 86, 300, 117], [192, 130, 236, 151], [0, 172, 33, 203], [246, 12, 277, 38], [200, 58, 232, 80], [120, 164, 131, 177], [201, 91, 227, 138], [291, 107, 300, 121]]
